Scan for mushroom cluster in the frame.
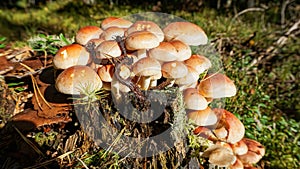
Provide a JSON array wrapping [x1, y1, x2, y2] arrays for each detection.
[[52, 16, 265, 168]]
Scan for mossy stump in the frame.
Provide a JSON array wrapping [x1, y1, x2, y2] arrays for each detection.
[[74, 87, 190, 168]]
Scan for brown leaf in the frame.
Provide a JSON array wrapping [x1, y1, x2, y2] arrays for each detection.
[[12, 109, 72, 131], [32, 84, 71, 118], [0, 55, 14, 75]]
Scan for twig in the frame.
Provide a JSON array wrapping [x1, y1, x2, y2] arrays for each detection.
[[76, 157, 89, 169], [281, 0, 294, 29], [232, 7, 265, 21], [19, 62, 52, 109], [244, 19, 300, 71], [12, 125, 45, 157]]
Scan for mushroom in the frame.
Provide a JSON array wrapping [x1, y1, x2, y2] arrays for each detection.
[[183, 88, 208, 110], [197, 73, 237, 99], [97, 64, 114, 82], [161, 61, 188, 86], [187, 106, 218, 126], [175, 65, 200, 90], [237, 138, 265, 165], [132, 57, 161, 90], [55, 65, 102, 95], [111, 74, 131, 102], [100, 26, 126, 40], [125, 31, 160, 51], [163, 22, 208, 46], [230, 139, 248, 156], [169, 40, 192, 61], [87, 38, 105, 49], [202, 145, 236, 167], [193, 126, 217, 141], [101, 17, 133, 30], [213, 108, 245, 144], [95, 40, 122, 59], [213, 126, 228, 140], [75, 26, 103, 45], [149, 41, 178, 63], [230, 158, 244, 169], [184, 54, 211, 74], [126, 20, 164, 42], [53, 44, 90, 70]]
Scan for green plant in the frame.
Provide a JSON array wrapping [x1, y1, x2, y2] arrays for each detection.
[[28, 33, 73, 55], [0, 36, 6, 48]]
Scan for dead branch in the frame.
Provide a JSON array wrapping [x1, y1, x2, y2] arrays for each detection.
[[232, 7, 265, 21], [281, 0, 294, 28], [244, 19, 300, 71]]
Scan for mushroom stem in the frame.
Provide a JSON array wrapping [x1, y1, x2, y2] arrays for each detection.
[[139, 76, 151, 90]]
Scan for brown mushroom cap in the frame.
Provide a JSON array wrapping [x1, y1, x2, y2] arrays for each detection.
[[87, 38, 105, 48], [213, 108, 245, 144], [97, 64, 114, 82], [163, 22, 208, 46], [149, 42, 178, 62], [230, 158, 244, 169], [187, 106, 218, 126], [126, 20, 164, 42], [125, 31, 160, 50], [213, 126, 228, 140], [75, 26, 103, 45], [202, 145, 236, 167], [96, 40, 122, 59], [132, 57, 161, 77], [183, 88, 208, 110], [162, 61, 188, 79], [53, 44, 90, 69], [100, 26, 126, 40], [197, 73, 237, 98], [230, 139, 248, 156], [184, 54, 211, 74], [55, 65, 102, 95], [169, 40, 192, 61], [175, 65, 199, 86], [132, 57, 161, 90], [101, 17, 133, 30], [237, 138, 265, 165]]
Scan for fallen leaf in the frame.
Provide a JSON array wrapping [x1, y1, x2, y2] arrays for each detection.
[[12, 109, 72, 131]]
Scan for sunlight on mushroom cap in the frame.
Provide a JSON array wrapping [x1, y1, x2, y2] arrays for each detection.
[[55, 65, 102, 95]]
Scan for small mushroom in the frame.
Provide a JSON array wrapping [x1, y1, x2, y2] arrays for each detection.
[[163, 22, 208, 46], [125, 31, 160, 51], [184, 54, 211, 74], [126, 20, 164, 42], [230, 139, 248, 156], [169, 40, 192, 61], [75, 26, 103, 45], [53, 44, 90, 69], [161, 61, 188, 86], [213, 126, 228, 140], [95, 40, 122, 59], [213, 108, 245, 144], [175, 65, 200, 89], [100, 26, 126, 40], [55, 65, 102, 95], [197, 73, 237, 99], [97, 64, 114, 82], [149, 42, 178, 62], [187, 106, 218, 126], [193, 126, 217, 141], [202, 145, 236, 167], [230, 158, 244, 169], [183, 88, 208, 110], [132, 57, 161, 90], [237, 138, 265, 165], [101, 17, 133, 30]]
